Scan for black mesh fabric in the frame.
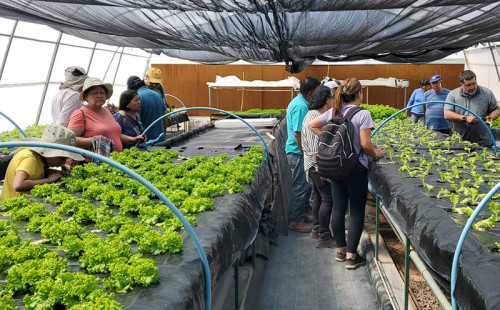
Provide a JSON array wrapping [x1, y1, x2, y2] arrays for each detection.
[[1, 1, 500, 72]]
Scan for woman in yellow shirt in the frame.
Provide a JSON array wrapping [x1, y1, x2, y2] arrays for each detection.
[[0, 125, 84, 201]]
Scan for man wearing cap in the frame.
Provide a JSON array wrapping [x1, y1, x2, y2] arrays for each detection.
[[406, 80, 430, 123], [0, 125, 84, 202], [422, 74, 450, 134], [145, 67, 166, 103], [444, 70, 500, 147], [127, 76, 167, 142], [51, 66, 87, 126]]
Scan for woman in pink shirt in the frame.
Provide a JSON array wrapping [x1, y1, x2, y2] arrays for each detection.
[[68, 77, 123, 154]]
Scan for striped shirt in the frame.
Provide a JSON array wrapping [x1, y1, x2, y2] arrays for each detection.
[[301, 110, 320, 182], [424, 89, 450, 130]]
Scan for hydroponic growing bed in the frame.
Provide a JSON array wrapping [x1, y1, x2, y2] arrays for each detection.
[[369, 119, 500, 310], [0, 126, 273, 309]]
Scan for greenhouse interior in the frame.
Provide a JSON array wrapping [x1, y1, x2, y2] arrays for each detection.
[[1, 1, 500, 310]]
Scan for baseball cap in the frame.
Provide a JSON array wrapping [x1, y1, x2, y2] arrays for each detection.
[[429, 74, 442, 83], [147, 67, 162, 84], [420, 80, 430, 86]]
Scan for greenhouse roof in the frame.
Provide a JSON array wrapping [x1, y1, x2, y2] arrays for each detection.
[[0, 1, 499, 72]]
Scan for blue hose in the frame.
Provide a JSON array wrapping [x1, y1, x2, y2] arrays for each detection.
[[450, 182, 500, 309], [371, 101, 497, 153], [142, 107, 270, 162], [0, 141, 213, 310], [0, 111, 27, 137]]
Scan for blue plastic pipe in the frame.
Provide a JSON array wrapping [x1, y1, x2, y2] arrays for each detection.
[[450, 182, 500, 309], [0, 111, 27, 137], [371, 101, 497, 153], [0, 141, 213, 310], [142, 107, 270, 162]]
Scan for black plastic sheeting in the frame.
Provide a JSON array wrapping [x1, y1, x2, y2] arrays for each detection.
[[1, 2, 500, 72], [369, 156, 500, 310]]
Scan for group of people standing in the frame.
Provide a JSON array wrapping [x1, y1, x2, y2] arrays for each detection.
[[0, 66, 169, 202], [285, 76, 385, 270], [407, 70, 500, 146]]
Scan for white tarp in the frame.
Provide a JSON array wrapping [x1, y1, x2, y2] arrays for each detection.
[[207, 75, 300, 89], [359, 77, 409, 88]]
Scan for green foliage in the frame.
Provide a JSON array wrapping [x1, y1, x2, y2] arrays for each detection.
[[360, 104, 406, 120]]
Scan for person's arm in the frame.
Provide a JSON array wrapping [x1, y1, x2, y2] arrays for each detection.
[[12, 170, 63, 192], [443, 110, 478, 124], [406, 90, 417, 116], [486, 109, 500, 124], [360, 129, 385, 160], [68, 127, 93, 149], [294, 132, 302, 153], [56, 92, 82, 126], [120, 134, 145, 147], [308, 116, 325, 136]]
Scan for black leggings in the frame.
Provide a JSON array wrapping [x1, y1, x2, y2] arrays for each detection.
[[308, 167, 333, 233], [330, 162, 368, 253]]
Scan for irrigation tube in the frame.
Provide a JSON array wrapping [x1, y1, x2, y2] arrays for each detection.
[[142, 107, 270, 162], [0, 141, 213, 310], [451, 182, 500, 310], [165, 94, 187, 108], [0, 111, 27, 137], [371, 101, 497, 153]]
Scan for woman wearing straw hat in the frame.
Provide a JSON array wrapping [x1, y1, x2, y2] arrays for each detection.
[[68, 77, 123, 155], [0, 125, 84, 202]]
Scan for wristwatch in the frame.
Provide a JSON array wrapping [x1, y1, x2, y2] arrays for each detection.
[[462, 115, 467, 123]]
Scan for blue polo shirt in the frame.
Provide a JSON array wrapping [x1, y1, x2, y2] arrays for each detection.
[[137, 86, 166, 141], [285, 94, 309, 155], [407, 88, 425, 115], [424, 89, 450, 130]]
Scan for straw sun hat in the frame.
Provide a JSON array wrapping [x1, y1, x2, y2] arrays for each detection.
[[79, 77, 113, 101], [27, 124, 84, 161]]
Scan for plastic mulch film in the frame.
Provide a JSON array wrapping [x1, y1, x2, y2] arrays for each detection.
[[270, 117, 292, 235], [369, 162, 500, 310]]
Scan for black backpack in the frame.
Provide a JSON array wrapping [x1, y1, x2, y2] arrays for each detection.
[[316, 107, 364, 180]]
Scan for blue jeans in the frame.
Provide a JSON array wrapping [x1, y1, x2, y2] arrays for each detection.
[[287, 153, 311, 222]]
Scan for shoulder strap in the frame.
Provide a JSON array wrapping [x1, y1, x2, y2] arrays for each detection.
[[80, 108, 86, 128], [344, 106, 364, 121], [117, 110, 127, 126]]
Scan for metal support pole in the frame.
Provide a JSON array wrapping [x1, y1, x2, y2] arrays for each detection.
[[144, 52, 152, 78], [375, 196, 380, 260], [35, 31, 62, 125], [404, 87, 407, 106], [87, 42, 97, 74], [0, 20, 17, 82], [488, 43, 500, 84], [108, 47, 124, 104], [102, 46, 120, 81], [234, 258, 239, 310], [208, 87, 212, 107], [404, 235, 410, 310]]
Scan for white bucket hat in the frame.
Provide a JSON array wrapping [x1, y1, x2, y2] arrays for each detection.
[[27, 125, 85, 161], [79, 77, 113, 101]]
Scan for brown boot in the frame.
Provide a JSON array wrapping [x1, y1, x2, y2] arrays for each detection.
[[316, 232, 336, 249]]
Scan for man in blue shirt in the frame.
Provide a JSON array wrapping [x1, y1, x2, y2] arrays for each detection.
[[423, 74, 450, 134], [406, 80, 430, 123], [286, 76, 320, 233], [127, 76, 167, 142]]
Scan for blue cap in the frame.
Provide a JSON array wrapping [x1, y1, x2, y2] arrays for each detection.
[[429, 74, 442, 83]]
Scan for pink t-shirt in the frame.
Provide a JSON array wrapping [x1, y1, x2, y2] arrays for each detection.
[[68, 106, 123, 152]]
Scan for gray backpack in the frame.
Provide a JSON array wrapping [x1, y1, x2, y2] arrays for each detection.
[[316, 107, 364, 180]]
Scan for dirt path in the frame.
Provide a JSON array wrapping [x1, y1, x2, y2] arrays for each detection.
[[381, 230, 450, 310]]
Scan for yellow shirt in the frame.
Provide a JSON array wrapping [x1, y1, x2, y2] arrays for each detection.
[[0, 148, 45, 202]]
